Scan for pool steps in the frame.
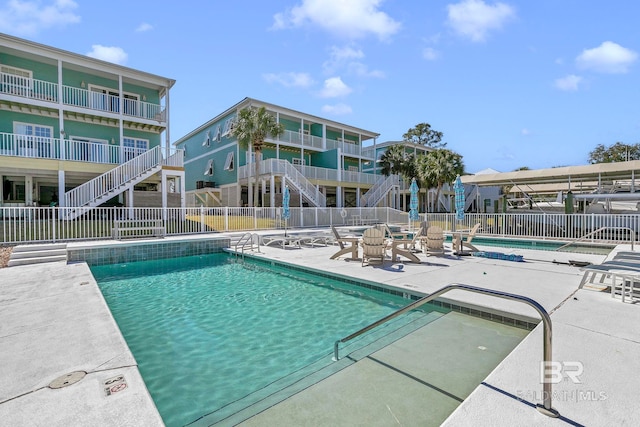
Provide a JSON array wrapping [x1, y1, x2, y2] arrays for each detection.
[[8, 243, 67, 267]]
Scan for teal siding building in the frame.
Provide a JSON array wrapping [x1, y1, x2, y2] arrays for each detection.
[[175, 98, 407, 209], [0, 33, 184, 212]]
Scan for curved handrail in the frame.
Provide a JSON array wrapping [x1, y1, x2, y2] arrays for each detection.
[[333, 284, 559, 418]]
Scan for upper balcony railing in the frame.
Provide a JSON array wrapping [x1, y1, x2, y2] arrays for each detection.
[[0, 132, 182, 167], [0, 72, 165, 122], [238, 159, 378, 185], [267, 129, 372, 159]]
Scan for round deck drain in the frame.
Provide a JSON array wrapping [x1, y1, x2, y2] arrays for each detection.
[[48, 371, 87, 389]]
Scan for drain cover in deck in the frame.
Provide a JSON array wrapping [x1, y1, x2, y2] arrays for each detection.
[[48, 371, 87, 389]]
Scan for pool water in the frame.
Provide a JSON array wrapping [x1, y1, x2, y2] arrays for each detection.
[[91, 253, 443, 426], [446, 236, 614, 255]]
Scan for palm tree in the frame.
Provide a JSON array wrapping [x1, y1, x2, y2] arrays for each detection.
[[379, 144, 407, 177], [416, 149, 464, 212], [232, 106, 285, 207]]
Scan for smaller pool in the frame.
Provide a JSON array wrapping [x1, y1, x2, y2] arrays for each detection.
[[447, 235, 614, 255]]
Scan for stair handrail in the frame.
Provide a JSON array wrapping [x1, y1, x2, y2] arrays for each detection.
[[333, 283, 559, 418], [234, 232, 261, 256], [363, 175, 399, 207], [64, 146, 163, 208], [274, 159, 326, 207], [555, 226, 635, 251]]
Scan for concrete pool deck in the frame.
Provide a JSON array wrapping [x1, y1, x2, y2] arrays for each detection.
[[1, 232, 639, 425]]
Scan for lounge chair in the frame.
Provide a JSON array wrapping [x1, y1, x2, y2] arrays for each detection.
[[361, 227, 387, 266], [452, 223, 481, 254], [330, 225, 360, 260], [262, 235, 301, 249], [424, 225, 445, 256]]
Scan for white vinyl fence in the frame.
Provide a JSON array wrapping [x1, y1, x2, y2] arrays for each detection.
[[1, 206, 639, 245]]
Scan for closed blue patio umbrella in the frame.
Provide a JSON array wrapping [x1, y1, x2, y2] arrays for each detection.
[[282, 185, 290, 236], [454, 175, 465, 222], [409, 178, 420, 222]]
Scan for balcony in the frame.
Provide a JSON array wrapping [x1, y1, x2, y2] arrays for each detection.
[[238, 159, 378, 185], [1, 73, 166, 122], [0, 132, 182, 167], [266, 129, 372, 159]]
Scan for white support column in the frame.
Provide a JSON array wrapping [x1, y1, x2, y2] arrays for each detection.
[[57, 59, 65, 160], [164, 88, 171, 159], [356, 187, 361, 207], [261, 178, 267, 207], [322, 124, 326, 150], [161, 170, 168, 209], [337, 148, 343, 207], [270, 175, 275, 208], [0, 174, 3, 201], [127, 188, 134, 215], [57, 170, 65, 207], [25, 175, 33, 206]]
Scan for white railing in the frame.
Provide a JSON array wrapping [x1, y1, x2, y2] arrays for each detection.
[[362, 175, 400, 207], [62, 85, 164, 120], [3, 208, 639, 246], [292, 164, 378, 185], [163, 149, 185, 167], [239, 158, 326, 206], [64, 146, 163, 209], [267, 129, 370, 158], [0, 73, 165, 121], [0, 72, 59, 102], [0, 132, 176, 165]]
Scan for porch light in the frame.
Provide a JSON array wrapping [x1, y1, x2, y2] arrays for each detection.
[[81, 81, 86, 88]]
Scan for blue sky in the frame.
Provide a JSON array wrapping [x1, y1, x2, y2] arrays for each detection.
[[1, 0, 639, 173]]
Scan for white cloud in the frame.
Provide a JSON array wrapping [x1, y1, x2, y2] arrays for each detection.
[[0, 0, 80, 36], [347, 62, 385, 78], [263, 72, 315, 88], [86, 45, 128, 65], [321, 103, 353, 115], [555, 74, 583, 91], [446, 0, 515, 42], [423, 47, 440, 61], [272, 0, 401, 41], [136, 22, 153, 32], [323, 45, 384, 78], [319, 77, 352, 98], [521, 128, 531, 136], [576, 41, 638, 74]]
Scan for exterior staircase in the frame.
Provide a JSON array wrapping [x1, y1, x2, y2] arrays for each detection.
[[362, 175, 399, 207], [63, 146, 164, 220], [257, 159, 327, 207], [8, 243, 67, 267]]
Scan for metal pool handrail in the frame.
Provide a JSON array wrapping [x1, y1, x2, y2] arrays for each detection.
[[333, 284, 559, 418]]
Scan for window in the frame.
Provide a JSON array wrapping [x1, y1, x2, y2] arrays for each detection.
[[215, 125, 221, 142], [13, 122, 53, 158], [224, 152, 234, 171], [292, 158, 305, 166], [1, 65, 32, 97], [204, 159, 214, 176], [202, 130, 210, 147], [222, 118, 235, 137], [348, 166, 359, 172], [123, 137, 149, 161]]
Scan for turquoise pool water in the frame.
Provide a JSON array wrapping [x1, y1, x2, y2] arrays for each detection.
[[446, 236, 614, 255], [91, 253, 440, 426]]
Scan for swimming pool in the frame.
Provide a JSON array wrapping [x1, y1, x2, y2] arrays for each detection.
[[91, 253, 447, 426], [447, 235, 614, 255]]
